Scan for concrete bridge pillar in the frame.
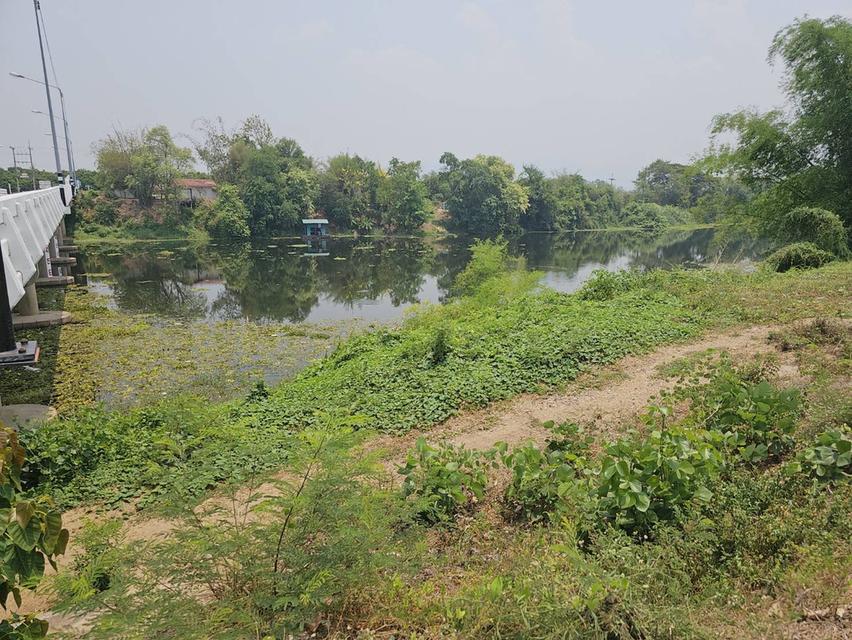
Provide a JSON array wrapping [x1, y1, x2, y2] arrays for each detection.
[[48, 236, 59, 263], [14, 281, 40, 317], [37, 252, 50, 278]]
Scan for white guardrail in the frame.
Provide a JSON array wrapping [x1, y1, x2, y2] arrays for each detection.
[[0, 179, 73, 308]]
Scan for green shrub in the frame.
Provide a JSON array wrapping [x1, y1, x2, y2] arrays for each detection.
[[785, 427, 851, 481], [51, 519, 124, 609], [452, 238, 524, 296], [621, 202, 690, 231], [578, 269, 649, 301], [67, 428, 422, 638], [0, 428, 69, 639], [764, 242, 836, 272], [399, 438, 498, 524], [778, 207, 848, 256], [501, 421, 592, 523], [197, 184, 250, 239], [428, 324, 452, 365], [679, 358, 801, 462], [595, 420, 723, 534]]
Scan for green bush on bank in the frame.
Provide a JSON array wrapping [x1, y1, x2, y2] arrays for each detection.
[[195, 184, 251, 239], [777, 207, 848, 256], [621, 202, 691, 231], [764, 241, 836, 272]]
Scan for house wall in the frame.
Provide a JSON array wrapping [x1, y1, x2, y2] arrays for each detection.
[[180, 187, 217, 202]]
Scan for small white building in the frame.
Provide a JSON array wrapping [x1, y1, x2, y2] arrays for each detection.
[[302, 218, 330, 237], [176, 178, 217, 204]]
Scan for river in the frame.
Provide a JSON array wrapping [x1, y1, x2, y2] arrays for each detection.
[[74, 227, 765, 326]]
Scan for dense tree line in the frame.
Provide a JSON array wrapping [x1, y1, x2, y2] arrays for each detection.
[[75, 15, 851, 243], [89, 115, 712, 239], [190, 116, 432, 237]]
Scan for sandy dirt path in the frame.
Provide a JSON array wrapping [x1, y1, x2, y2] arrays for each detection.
[[372, 323, 790, 461]]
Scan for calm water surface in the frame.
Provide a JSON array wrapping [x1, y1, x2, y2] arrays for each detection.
[[73, 229, 764, 325]]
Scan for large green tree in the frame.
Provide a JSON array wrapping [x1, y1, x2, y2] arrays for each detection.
[[316, 154, 382, 230], [519, 167, 626, 231], [709, 15, 852, 228], [95, 126, 192, 207], [377, 158, 432, 232], [191, 116, 317, 236], [438, 153, 529, 234]]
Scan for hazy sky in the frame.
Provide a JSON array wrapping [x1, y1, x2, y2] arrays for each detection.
[[1, 0, 848, 185]]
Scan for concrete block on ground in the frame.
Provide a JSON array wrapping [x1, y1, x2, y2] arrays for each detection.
[[35, 275, 75, 287], [12, 310, 72, 329], [0, 404, 57, 430]]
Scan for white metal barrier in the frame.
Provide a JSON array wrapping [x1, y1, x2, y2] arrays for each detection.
[[0, 179, 73, 308]]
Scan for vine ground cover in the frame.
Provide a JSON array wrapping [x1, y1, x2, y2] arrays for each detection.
[[45, 329, 852, 639], [14, 261, 852, 510]]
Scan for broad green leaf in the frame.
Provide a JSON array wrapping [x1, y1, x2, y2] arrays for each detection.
[[6, 518, 41, 552], [15, 502, 35, 529], [694, 486, 713, 503], [42, 511, 62, 554]]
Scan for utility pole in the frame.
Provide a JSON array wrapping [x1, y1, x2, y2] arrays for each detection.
[[33, 0, 62, 181], [10, 147, 20, 192], [28, 145, 37, 189]]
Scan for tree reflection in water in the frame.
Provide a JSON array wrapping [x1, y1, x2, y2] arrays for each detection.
[[75, 228, 765, 324]]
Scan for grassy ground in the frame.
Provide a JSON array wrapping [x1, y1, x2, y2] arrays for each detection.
[[45, 312, 851, 639], [4, 248, 849, 638]]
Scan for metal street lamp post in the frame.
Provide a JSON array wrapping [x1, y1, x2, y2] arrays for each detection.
[[10, 70, 78, 187], [31, 0, 61, 181], [32, 103, 76, 185]]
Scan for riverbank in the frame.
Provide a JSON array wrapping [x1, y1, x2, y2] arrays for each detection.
[[15, 258, 849, 510], [23, 262, 852, 639]]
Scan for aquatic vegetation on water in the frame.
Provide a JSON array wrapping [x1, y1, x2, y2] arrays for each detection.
[[0, 288, 343, 412]]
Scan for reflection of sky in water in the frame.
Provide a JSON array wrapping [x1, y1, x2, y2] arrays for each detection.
[[538, 254, 633, 294], [76, 230, 766, 325], [303, 276, 442, 324]]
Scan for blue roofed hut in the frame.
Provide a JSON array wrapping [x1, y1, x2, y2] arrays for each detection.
[[302, 218, 330, 238]]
